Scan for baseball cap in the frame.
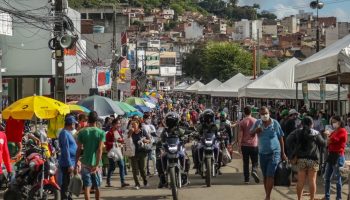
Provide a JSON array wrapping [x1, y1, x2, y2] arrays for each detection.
[[65, 115, 78, 125], [289, 109, 299, 116], [281, 109, 289, 117]]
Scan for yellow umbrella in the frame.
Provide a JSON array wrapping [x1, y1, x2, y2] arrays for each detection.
[[2, 95, 70, 120]]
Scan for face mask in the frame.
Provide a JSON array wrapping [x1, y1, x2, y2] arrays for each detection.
[[332, 122, 339, 129], [261, 114, 270, 122]]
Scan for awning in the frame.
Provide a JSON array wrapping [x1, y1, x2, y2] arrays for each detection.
[[185, 81, 204, 93], [173, 82, 190, 92], [211, 73, 251, 97], [295, 34, 350, 84], [197, 79, 222, 95]]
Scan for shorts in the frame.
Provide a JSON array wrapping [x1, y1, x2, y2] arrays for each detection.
[[297, 159, 319, 171], [81, 166, 102, 188], [259, 152, 280, 177]]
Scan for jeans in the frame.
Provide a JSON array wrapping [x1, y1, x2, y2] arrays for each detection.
[[241, 146, 259, 182], [147, 149, 157, 174], [60, 167, 72, 200], [324, 155, 345, 200], [107, 158, 126, 185]]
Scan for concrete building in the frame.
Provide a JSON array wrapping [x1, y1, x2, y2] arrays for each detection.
[[233, 19, 262, 41], [325, 22, 350, 46], [262, 20, 278, 36], [145, 51, 160, 75], [281, 15, 298, 33], [184, 21, 204, 40]]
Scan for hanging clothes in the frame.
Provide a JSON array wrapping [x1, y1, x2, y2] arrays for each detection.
[[47, 115, 65, 139]]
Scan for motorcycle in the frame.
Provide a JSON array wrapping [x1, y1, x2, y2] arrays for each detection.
[[4, 144, 60, 200], [217, 131, 231, 166], [162, 134, 186, 200], [198, 132, 218, 187]]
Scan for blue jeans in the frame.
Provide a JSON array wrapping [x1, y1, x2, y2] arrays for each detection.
[[324, 155, 345, 200], [107, 158, 126, 185]]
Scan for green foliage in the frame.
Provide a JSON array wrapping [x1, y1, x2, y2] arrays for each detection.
[[258, 11, 277, 20], [170, 3, 185, 15], [183, 42, 253, 83], [164, 20, 178, 31]]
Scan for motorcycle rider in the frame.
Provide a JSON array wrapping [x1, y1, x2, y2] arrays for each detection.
[[156, 112, 190, 188], [179, 114, 190, 129], [194, 109, 222, 175], [217, 111, 233, 146]]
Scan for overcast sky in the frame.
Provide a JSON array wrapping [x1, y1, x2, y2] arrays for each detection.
[[238, 0, 350, 22]]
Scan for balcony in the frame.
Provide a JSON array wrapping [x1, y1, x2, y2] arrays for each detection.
[[146, 66, 160, 75]]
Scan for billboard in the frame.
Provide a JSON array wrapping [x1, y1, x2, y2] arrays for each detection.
[[160, 66, 176, 76]]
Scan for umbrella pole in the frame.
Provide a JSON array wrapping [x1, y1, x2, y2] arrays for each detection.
[[337, 63, 341, 115]]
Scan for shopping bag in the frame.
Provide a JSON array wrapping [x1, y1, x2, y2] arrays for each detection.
[[68, 174, 83, 197], [123, 136, 135, 157], [107, 144, 123, 161], [222, 147, 232, 165], [274, 161, 292, 187]]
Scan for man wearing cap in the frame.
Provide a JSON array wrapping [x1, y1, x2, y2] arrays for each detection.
[[59, 115, 78, 200]]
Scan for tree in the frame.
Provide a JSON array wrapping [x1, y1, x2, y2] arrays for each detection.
[[182, 42, 253, 83]]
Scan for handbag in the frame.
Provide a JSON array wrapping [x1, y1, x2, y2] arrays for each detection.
[[222, 147, 232, 165], [123, 136, 135, 157], [107, 144, 123, 161], [274, 161, 292, 187], [68, 174, 83, 197], [326, 152, 340, 165]]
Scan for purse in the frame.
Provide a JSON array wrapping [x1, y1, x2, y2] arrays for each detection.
[[107, 144, 123, 161]]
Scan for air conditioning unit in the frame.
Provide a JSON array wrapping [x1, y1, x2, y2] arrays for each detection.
[[129, 13, 136, 18]]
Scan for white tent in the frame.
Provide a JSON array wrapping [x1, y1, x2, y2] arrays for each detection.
[[173, 82, 190, 92], [238, 57, 347, 100], [295, 34, 350, 84], [197, 79, 222, 95], [185, 81, 205, 93], [211, 73, 251, 97]]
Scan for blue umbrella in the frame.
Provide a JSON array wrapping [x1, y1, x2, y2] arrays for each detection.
[[127, 111, 144, 117], [134, 105, 151, 113], [78, 95, 124, 116]]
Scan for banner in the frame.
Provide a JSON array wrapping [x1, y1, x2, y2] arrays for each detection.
[[320, 77, 326, 103], [302, 82, 309, 109]]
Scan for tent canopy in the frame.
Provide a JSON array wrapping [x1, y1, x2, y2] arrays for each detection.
[[238, 57, 347, 100], [174, 82, 190, 92], [197, 79, 222, 95], [211, 73, 251, 97], [295, 34, 350, 84], [185, 81, 204, 93]]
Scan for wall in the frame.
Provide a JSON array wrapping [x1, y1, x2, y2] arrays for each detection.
[[184, 22, 203, 40]]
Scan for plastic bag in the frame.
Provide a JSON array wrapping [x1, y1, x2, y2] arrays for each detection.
[[123, 136, 135, 157], [68, 174, 83, 197], [274, 161, 292, 187], [107, 144, 123, 161], [222, 147, 232, 165]]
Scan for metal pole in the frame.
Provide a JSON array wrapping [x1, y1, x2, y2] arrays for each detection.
[[54, 0, 65, 103], [296, 83, 299, 110], [257, 28, 260, 75], [337, 63, 341, 114], [111, 8, 119, 101], [253, 46, 256, 79], [316, 0, 320, 52]]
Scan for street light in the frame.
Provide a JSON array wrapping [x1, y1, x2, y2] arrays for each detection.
[[310, 0, 324, 52]]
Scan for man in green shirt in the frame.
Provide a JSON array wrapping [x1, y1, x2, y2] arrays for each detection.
[[75, 111, 106, 200]]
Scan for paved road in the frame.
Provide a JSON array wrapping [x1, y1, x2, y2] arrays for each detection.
[[1, 153, 348, 200]]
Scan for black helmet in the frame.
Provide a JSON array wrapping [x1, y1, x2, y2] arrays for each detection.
[[165, 112, 179, 129], [203, 109, 215, 124]]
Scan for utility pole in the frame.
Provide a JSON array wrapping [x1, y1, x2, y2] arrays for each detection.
[[54, 0, 65, 102], [253, 45, 256, 79], [256, 28, 260, 75], [111, 8, 119, 101]]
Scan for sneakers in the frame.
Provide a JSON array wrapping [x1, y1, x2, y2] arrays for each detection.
[[134, 185, 140, 190], [251, 171, 260, 183], [244, 181, 250, 184], [121, 183, 130, 188], [143, 180, 149, 187]]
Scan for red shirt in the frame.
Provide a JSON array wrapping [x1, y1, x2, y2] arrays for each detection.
[[239, 116, 258, 147], [105, 128, 124, 152], [5, 117, 24, 143], [0, 131, 11, 174], [328, 127, 348, 155]]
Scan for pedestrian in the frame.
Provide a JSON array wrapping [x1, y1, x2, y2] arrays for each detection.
[[58, 115, 78, 200], [142, 114, 157, 176], [324, 116, 348, 200], [77, 113, 88, 131], [105, 119, 130, 188], [286, 116, 326, 200], [238, 106, 259, 184], [0, 129, 12, 186], [75, 111, 105, 200], [128, 120, 150, 190], [251, 106, 287, 200]]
